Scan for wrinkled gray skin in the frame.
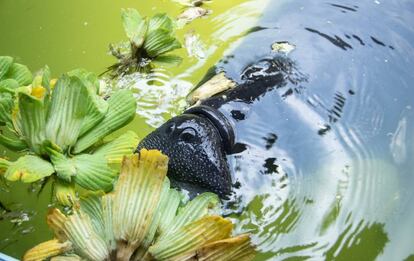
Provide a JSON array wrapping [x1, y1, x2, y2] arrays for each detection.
[[136, 113, 231, 197]]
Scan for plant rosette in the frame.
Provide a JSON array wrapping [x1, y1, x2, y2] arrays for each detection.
[[109, 9, 183, 76], [24, 149, 256, 261], [0, 58, 138, 205]]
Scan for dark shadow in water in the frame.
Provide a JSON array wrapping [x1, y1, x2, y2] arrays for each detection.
[[329, 3, 358, 13], [305, 28, 353, 50]]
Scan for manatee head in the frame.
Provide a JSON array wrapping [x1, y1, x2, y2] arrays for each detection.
[[136, 107, 234, 197]]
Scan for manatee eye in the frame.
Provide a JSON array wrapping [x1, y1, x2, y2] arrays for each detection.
[[165, 122, 176, 135], [179, 127, 197, 142]]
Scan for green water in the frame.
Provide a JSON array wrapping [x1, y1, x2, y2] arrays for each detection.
[[0, 0, 267, 258]]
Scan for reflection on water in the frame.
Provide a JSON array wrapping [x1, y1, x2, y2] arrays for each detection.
[[1, 0, 414, 260]]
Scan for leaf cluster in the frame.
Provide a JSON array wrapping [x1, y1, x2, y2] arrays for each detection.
[[0, 58, 138, 205], [109, 9, 182, 76], [24, 150, 255, 261]]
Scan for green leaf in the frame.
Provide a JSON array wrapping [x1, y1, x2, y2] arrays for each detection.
[[161, 192, 220, 239], [17, 92, 47, 154], [32, 65, 52, 95], [5, 63, 33, 86], [148, 13, 174, 33], [55, 180, 77, 206], [144, 29, 181, 57], [152, 55, 183, 67], [149, 216, 233, 260], [62, 211, 109, 260], [121, 8, 148, 48], [67, 69, 108, 137], [45, 75, 90, 151], [3, 155, 54, 182], [67, 68, 99, 94], [93, 131, 139, 163], [49, 150, 77, 182], [0, 56, 13, 80], [72, 154, 117, 192], [0, 79, 20, 93], [80, 193, 105, 237], [74, 90, 136, 154], [101, 195, 116, 251], [0, 132, 27, 151], [0, 92, 14, 125], [157, 188, 181, 236]]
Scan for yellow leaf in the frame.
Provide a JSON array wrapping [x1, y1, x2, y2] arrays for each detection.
[[23, 239, 72, 261]]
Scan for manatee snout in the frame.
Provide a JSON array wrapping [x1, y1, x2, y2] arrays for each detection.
[[136, 112, 232, 198]]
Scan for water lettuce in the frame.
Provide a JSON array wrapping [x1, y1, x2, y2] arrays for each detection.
[[109, 9, 182, 76], [23, 150, 256, 261], [0, 59, 138, 205]]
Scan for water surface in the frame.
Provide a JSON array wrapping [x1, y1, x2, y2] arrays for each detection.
[[0, 0, 413, 260]]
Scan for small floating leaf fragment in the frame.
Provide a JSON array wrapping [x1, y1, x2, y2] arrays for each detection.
[[187, 72, 236, 105], [271, 41, 296, 54], [177, 7, 211, 26], [172, 0, 212, 7], [185, 30, 207, 59]]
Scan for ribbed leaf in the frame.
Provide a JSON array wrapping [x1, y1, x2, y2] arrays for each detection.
[[141, 178, 172, 248], [157, 188, 181, 236], [0, 92, 14, 125], [3, 155, 54, 182], [0, 56, 13, 80], [72, 154, 117, 192], [63, 211, 109, 261], [112, 150, 168, 248], [101, 195, 116, 251], [0, 158, 11, 171], [93, 131, 139, 163], [47, 208, 69, 242], [79, 193, 105, 238], [0, 79, 20, 92], [17, 92, 47, 154], [5, 63, 33, 86], [50, 255, 82, 261], [45, 75, 90, 151], [74, 90, 136, 153], [50, 151, 77, 183], [149, 216, 233, 260], [173, 234, 255, 261], [148, 13, 174, 33], [31, 65, 51, 100], [55, 180, 77, 206], [144, 29, 181, 57], [161, 192, 220, 239], [0, 132, 27, 151], [121, 8, 148, 47], [23, 239, 72, 261], [67, 69, 108, 136], [152, 55, 183, 67]]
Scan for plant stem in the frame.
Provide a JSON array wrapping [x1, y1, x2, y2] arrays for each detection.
[[116, 241, 137, 261]]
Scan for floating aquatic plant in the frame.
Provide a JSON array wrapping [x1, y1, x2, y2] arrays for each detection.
[[23, 149, 255, 261], [108, 9, 182, 76], [0, 57, 138, 205]]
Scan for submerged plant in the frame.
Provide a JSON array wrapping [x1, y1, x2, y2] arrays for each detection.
[[0, 58, 138, 205], [108, 8, 182, 76], [23, 149, 255, 261]]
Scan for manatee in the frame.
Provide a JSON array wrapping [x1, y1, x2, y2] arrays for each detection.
[[137, 0, 414, 200]]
